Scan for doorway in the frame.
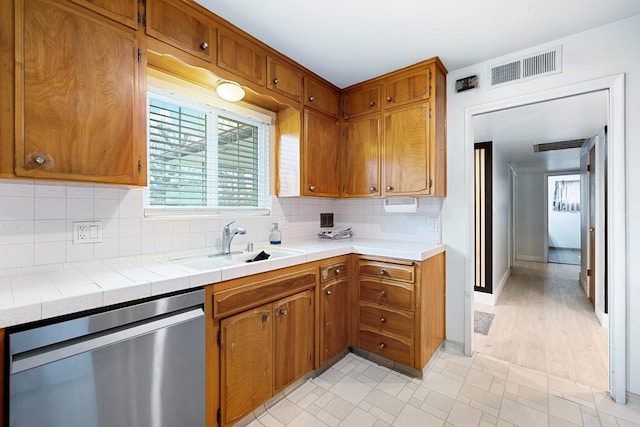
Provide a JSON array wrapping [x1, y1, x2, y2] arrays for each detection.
[[463, 75, 627, 402], [547, 174, 581, 266]]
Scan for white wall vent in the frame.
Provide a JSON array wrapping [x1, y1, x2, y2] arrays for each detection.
[[488, 46, 562, 89]]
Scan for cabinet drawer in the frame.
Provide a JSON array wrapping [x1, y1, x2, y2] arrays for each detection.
[[303, 77, 339, 116], [267, 57, 302, 102], [320, 261, 348, 283], [359, 279, 414, 310], [358, 329, 412, 367], [383, 69, 430, 109], [343, 84, 381, 119], [359, 302, 413, 339], [359, 260, 414, 283], [214, 268, 317, 318]]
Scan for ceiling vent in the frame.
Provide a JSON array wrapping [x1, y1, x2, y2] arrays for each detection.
[[533, 138, 586, 153], [489, 46, 562, 88]]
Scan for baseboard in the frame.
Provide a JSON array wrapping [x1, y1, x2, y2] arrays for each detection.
[[627, 391, 640, 409], [516, 254, 547, 263], [474, 269, 510, 306], [444, 340, 464, 354]]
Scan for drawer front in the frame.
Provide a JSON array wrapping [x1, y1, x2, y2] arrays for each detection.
[[359, 279, 414, 310], [359, 260, 414, 283], [320, 261, 348, 283], [358, 329, 412, 367], [359, 302, 413, 339], [214, 269, 317, 318]]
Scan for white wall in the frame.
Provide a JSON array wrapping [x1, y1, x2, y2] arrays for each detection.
[[0, 179, 442, 275], [515, 172, 547, 262], [492, 146, 510, 299], [443, 15, 640, 394], [548, 174, 581, 249]]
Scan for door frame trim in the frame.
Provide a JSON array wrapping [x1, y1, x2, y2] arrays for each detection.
[[463, 74, 627, 403]]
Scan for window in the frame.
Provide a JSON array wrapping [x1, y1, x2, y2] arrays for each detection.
[[552, 180, 580, 212], [146, 88, 270, 216]]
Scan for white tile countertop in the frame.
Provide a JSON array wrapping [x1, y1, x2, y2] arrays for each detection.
[[0, 238, 445, 329]]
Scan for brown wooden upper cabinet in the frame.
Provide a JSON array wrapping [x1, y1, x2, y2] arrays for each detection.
[[68, 0, 138, 28], [343, 84, 381, 120], [12, 0, 146, 185], [343, 115, 381, 197], [383, 68, 431, 109], [267, 57, 303, 102], [303, 77, 339, 117], [303, 109, 340, 197], [146, 0, 215, 62], [217, 28, 266, 86]]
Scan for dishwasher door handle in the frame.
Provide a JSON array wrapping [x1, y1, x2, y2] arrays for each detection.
[[11, 307, 204, 374]]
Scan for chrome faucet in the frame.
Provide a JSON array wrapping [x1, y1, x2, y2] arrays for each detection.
[[221, 221, 247, 254]]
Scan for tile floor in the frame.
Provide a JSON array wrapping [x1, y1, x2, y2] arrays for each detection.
[[245, 349, 640, 427]]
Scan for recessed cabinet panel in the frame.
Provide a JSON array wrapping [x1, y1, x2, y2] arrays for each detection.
[[383, 70, 430, 109], [343, 84, 381, 119], [320, 278, 349, 365], [68, 0, 138, 28], [303, 108, 340, 197], [16, 0, 144, 184], [220, 304, 273, 426], [344, 116, 380, 197], [267, 57, 302, 102], [146, 0, 214, 62], [303, 77, 339, 116], [383, 103, 430, 195], [217, 28, 266, 86]]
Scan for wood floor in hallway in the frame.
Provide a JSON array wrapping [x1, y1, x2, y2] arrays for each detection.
[[474, 260, 609, 391]]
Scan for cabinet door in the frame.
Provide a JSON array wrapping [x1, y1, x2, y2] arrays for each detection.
[[274, 290, 313, 392], [217, 28, 266, 86], [68, 0, 138, 28], [16, 0, 145, 185], [303, 77, 339, 116], [320, 279, 349, 365], [303, 108, 340, 197], [383, 69, 430, 109], [343, 84, 380, 119], [383, 103, 430, 195], [344, 116, 380, 197], [146, 0, 214, 62], [220, 304, 273, 426], [267, 57, 302, 102]]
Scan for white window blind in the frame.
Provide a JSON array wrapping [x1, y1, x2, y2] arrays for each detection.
[[146, 89, 270, 216]]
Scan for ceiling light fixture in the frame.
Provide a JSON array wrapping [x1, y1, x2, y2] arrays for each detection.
[[216, 80, 245, 102]]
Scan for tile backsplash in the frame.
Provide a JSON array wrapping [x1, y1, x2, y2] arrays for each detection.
[[0, 179, 441, 275]]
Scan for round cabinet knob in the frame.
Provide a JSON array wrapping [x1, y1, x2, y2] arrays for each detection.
[[369, 100, 376, 107], [380, 268, 387, 275], [380, 289, 387, 297], [262, 314, 271, 322], [325, 289, 332, 296], [308, 184, 315, 192], [273, 78, 280, 85], [386, 186, 394, 191], [386, 96, 393, 103], [370, 186, 377, 193], [335, 269, 341, 275], [379, 343, 386, 349], [200, 41, 208, 50], [34, 156, 46, 165], [308, 96, 315, 102], [379, 317, 386, 324], [279, 308, 288, 316]]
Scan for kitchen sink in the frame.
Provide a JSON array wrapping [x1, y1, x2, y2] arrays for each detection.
[[172, 246, 305, 271]]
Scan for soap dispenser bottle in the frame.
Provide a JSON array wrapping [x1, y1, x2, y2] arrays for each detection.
[[269, 222, 282, 245]]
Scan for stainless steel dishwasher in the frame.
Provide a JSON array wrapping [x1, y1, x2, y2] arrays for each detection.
[[7, 289, 205, 427]]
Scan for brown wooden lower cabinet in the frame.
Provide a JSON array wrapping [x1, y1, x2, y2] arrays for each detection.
[[319, 264, 350, 366]]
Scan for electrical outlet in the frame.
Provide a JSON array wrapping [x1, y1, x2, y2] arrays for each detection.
[[73, 221, 103, 245]]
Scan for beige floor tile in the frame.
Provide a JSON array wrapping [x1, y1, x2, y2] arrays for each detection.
[[365, 389, 406, 417], [324, 396, 355, 420], [548, 415, 580, 426], [517, 384, 549, 412], [316, 409, 340, 427], [548, 395, 582, 424], [287, 411, 329, 427], [460, 383, 503, 410], [329, 376, 373, 405], [421, 401, 450, 420], [339, 407, 377, 427], [422, 371, 464, 399], [368, 406, 395, 424], [375, 372, 409, 397], [267, 398, 304, 425], [253, 412, 284, 427], [593, 391, 640, 424], [395, 404, 445, 426], [507, 365, 548, 392], [466, 369, 495, 391], [446, 401, 482, 426], [499, 398, 549, 427]]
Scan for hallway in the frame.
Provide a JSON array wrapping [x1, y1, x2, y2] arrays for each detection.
[[474, 260, 609, 390]]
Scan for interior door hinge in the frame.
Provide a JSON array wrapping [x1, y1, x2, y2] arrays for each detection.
[[429, 178, 433, 189], [217, 408, 221, 424], [137, 49, 141, 63], [217, 330, 221, 346], [587, 269, 591, 277], [587, 164, 591, 172], [429, 86, 432, 97], [429, 109, 432, 118], [137, 158, 142, 172]]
